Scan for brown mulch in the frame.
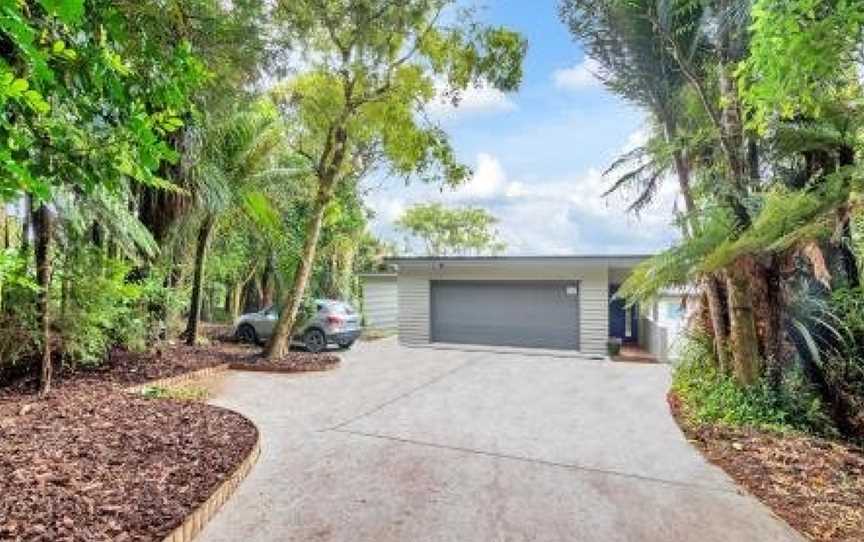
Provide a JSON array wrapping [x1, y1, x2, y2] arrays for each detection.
[[0, 339, 263, 542], [669, 392, 864, 541], [0, 342, 258, 401], [0, 384, 257, 542], [230, 350, 341, 373]]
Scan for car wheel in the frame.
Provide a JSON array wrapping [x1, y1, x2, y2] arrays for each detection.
[[236, 324, 259, 345], [303, 328, 327, 353], [337, 340, 355, 351]]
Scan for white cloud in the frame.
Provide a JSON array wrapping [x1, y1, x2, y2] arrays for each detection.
[[623, 126, 650, 151], [366, 152, 681, 256], [442, 153, 532, 203], [426, 82, 517, 118], [553, 57, 603, 91], [451, 153, 508, 199]]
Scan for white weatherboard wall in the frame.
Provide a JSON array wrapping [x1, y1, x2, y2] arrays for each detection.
[[396, 260, 611, 357], [360, 274, 398, 331]]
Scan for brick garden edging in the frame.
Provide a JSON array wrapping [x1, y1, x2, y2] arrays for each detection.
[[160, 437, 261, 542], [125, 364, 231, 394], [124, 364, 260, 542]]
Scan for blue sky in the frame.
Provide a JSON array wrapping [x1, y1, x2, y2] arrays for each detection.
[[365, 1, 681, 255]]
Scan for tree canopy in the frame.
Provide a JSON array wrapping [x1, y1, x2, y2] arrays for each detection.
[[395, 203, 505, 256]]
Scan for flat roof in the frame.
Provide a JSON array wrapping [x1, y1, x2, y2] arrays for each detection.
[[386, 254, 651, 265]]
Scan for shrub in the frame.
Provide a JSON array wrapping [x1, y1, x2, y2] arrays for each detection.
[[827, 287, 864, 399], [672, 334, 836, 436], [0, 250, 39, 380], [54, 251, 150, 366]]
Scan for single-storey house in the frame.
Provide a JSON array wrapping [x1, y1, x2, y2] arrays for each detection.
[[387, 255, 682, 359]]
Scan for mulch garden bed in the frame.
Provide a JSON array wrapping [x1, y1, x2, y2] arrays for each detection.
[[0, 340, 266, 542], [0, 343, 255, 400], [669, 392, 864, 541], [230, 350, 341, 373], [0, 334, 338, 541], [0, 384, 257, 542]]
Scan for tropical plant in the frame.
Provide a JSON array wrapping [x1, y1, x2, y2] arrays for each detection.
[[181, 100, 305, 344]]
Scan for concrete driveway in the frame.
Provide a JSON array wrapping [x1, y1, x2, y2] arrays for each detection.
[[198, 338, 802, 542]]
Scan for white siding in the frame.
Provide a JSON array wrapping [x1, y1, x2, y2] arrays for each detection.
[[398, 276, 430, 344], [360, 276, 398, 331], [396, 261, 611, 356], [579, 267, 609, 357]]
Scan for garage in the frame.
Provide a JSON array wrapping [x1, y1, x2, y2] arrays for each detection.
[[430, 280, 580, 350]]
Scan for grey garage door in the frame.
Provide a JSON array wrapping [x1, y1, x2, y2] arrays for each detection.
[[430, 280, 579, 350]]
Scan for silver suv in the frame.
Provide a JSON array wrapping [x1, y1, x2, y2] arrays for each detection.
[[233, 299, 362, 353]]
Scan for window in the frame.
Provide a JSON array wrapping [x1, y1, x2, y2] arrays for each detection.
[[661, 301, 684, 321], [624, 307, 632, 337]]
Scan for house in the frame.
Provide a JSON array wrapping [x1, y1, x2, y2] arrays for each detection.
[[387, 255, 680, 359], [358, 273, 398, 332], [639, 287, 697, 362]]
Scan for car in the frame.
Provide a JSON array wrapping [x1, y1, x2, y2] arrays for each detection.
[[233, 299, 362, 353]]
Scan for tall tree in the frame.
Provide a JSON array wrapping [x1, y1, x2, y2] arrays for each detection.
[[262, 0, 526, 358], [560, 0, 731, 370], [0, 0, 205, 393], [182, 101, 300, 345]]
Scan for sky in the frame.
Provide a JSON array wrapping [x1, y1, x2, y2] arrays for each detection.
[[363, 0, 681, 256]]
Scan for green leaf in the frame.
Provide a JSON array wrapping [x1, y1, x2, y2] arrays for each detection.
[[9, 78, 28, 95], [37, 0, 85, 26]]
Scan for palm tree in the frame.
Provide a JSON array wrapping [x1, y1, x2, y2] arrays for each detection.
[[560, 0, 733, 372], [182, 101, 305, 345]]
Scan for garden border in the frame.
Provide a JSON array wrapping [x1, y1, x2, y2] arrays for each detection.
[[227, 357, 341, 373], [125, 364, 231, 394], [123, 364, 259, 542], [159, 437, 261, 542], [125, 355, 340, 542]]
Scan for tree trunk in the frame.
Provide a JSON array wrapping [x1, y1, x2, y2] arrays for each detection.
[[201, 289, 212, 323], [33, 203, 53, 396], [261, 255, 275, 308], [184, 215, 215, 346], [230, 283, 244, 321], [242, 275, 263, 313], [661, 115, 731, 370], [264, 181, 335, 358], [20, 195, 31, 255], [726, 263, 762, 386], [264, 115, 349, 359], [703, 275, 730, 372], [0, 204, 6, 249]]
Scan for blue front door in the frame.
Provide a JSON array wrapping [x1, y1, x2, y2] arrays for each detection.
[[609, 285, 638, 343]]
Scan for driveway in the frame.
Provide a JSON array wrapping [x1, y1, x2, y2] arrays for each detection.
[[198, 338, 802, 542]]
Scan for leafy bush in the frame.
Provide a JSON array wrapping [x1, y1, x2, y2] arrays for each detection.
[[828, 287, 864, 397], [0, 250, 39, 379], [672, 334, 836, 435], [54, 251, 150, 365]]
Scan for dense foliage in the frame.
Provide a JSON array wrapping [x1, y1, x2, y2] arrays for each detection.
[[561, 0, 864, 438], [0, 0, 525, 393]]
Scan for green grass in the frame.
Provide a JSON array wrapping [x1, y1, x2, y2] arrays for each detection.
[[139, 385, 210, 402]]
